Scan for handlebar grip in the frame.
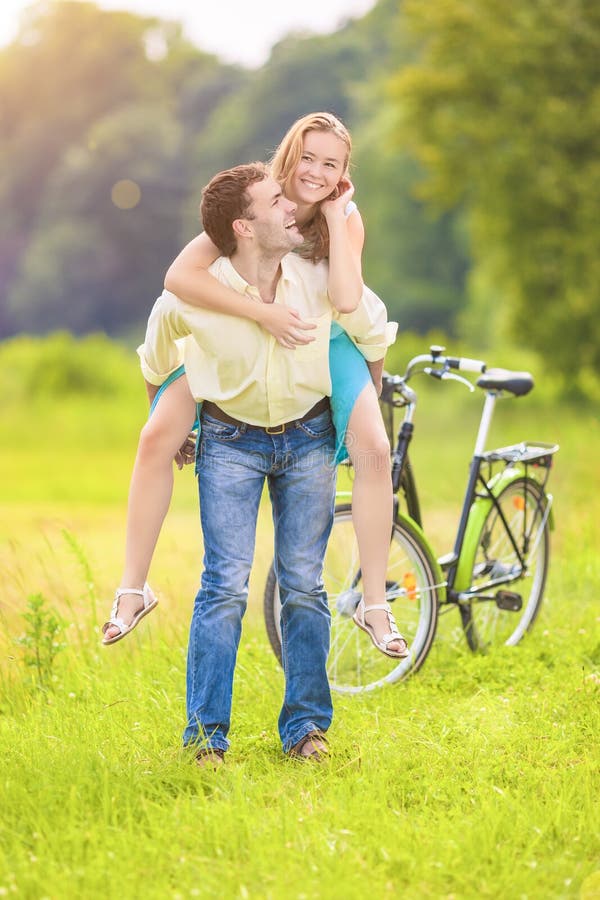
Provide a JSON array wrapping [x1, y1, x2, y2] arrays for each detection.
[[447, 357, 486, 373]]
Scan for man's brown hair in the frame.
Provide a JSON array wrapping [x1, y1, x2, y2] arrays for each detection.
[[200, 162, 269, 256]]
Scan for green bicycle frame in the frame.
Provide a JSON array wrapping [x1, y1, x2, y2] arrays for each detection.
[[453, 465, 553, 593]]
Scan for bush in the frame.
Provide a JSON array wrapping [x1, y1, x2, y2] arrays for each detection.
[[0, 331, 140, 403]]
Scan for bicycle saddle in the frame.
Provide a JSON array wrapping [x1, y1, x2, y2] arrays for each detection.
[[476, 368, 534, 396]]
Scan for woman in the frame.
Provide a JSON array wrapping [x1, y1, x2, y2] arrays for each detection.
[[102, 112, 407, 659]]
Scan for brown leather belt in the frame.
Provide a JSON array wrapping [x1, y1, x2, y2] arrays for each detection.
[[202, 397, 330, 435]]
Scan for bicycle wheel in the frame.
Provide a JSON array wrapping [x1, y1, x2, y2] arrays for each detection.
[[263, 503, 441, 693], [460, 477, 550, 651]]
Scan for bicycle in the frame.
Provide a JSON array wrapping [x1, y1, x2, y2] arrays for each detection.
[[263, 345, 558, 693]]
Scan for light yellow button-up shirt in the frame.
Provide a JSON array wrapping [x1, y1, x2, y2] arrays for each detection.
[[138, 253, 396, 428]]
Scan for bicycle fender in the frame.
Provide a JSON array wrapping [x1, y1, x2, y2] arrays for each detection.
[[453, 466, 525, 592], [395, 510, 447, 603]]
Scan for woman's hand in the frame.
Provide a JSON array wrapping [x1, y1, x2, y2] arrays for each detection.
[[256, 304, 316, 349], [321, 177, 355, 222]]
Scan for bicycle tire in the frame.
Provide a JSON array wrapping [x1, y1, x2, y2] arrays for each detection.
[[263, 503, 441, 693], [460, 477, 550, 651]]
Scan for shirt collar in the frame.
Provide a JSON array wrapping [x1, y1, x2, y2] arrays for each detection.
[[219, 252, 301, 295], [279, 253, 301, 285], [218, 256, 253, 295]]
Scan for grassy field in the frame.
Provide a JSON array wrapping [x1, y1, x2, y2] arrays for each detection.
[[0, 337, 599, 899]]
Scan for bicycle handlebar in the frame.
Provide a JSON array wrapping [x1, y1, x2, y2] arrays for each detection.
[[403, 348, 486, 381], [426, 369, 476, 391], [446, 356, 487, 374], [383, 345, 535, 410], [382, 346, 488, 406]]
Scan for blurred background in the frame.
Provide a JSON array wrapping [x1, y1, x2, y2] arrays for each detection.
[[1, 0, 598, 395]]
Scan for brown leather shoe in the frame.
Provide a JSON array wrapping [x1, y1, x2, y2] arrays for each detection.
[[195, 747, 225, 770], [288, 731, 328, 761]]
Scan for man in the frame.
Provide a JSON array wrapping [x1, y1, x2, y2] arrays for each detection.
[[139, 162, 393, 766]]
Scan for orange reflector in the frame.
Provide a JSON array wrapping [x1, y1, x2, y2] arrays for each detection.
[[513, 495, 525, 511], [403, 572, 417, 600]]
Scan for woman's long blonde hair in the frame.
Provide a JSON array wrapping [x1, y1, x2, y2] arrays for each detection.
[[270, 112, 352, 262]]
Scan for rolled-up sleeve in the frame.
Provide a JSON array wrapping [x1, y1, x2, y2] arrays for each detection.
[[334, 285, 397, 361], [137, 291, 189, 385]]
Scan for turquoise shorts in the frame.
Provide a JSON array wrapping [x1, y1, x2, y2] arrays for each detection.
[[150, 323, 371, 465], [150, 365, 192, 418], [328, 322, 371, 464]]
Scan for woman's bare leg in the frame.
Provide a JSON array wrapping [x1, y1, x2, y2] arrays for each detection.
[[103, 376, 196, 639], [346, 383, 405, 653]]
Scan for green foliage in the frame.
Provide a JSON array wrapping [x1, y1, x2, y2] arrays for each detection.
[[391, 0, 600, 383], [6, 102, 188, 334], [10, 0, 598, 380], [0, 366, 598, 896], [0, 331, 139, 402], [1, 1, 160, 234], [17, 593, 65, 689], [0, 0, 471, 346], [185, 19, 392, 220], [61, 528, 100, 640], [354, 111, 470, 332], [0, 1, 235, 336]]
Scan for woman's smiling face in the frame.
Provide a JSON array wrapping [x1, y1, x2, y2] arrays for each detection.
[[290, 130, 348, 207]]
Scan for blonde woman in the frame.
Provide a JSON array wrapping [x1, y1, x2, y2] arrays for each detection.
[[102, 113, 407, 660]]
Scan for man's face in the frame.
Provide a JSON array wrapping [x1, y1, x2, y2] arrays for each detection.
[[243, 176, 304, 253]]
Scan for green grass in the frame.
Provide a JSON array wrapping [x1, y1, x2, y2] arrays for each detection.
[[1, 634, 598, 899], [1, 338, 599, 899]]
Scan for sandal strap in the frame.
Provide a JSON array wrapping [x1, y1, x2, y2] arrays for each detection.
[[364, 604, 399, 630], [102, 616, 127, 635], [364, 604, 406, 643], [110, 586, 148, 619], [115, 587, 145, 599], [381, 631, 404, 645], [363, 603, 392, 613]]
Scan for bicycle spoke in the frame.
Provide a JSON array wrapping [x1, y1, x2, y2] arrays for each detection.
[[328, 617, 359, 674], [462, 478, 549, 650]]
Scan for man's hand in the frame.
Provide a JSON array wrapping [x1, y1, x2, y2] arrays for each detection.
[[256, 304, 316, 349], [174, 431, 197, 470]]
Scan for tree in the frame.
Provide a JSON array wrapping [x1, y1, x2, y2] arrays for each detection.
[[0, 0, 473, 341], [353, 108, 470, 333], [0, 0, 231, 336], [1, 2, 162, 230], [6, 103, 187, 334], [391, 0, 600, 382], [184, 27, 377, 232]]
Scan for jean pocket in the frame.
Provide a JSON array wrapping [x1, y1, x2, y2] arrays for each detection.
[[201, 414, 243, 442], [297, 410, 334, 439]]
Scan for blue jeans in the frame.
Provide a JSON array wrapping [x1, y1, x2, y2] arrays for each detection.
[[183, 408, 337, 754]]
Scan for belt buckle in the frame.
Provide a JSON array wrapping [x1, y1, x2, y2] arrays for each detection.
[[265, 423, 286, 435]]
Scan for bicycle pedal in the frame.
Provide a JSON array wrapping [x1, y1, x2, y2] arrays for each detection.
[[336, 589, 362, 617], [495, 590, 522, 612], [437, 552, 458, 571]]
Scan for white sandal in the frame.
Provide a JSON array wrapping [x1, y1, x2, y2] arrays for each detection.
[[352, 600, 410, 659], [101, 584, 158, 645]]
